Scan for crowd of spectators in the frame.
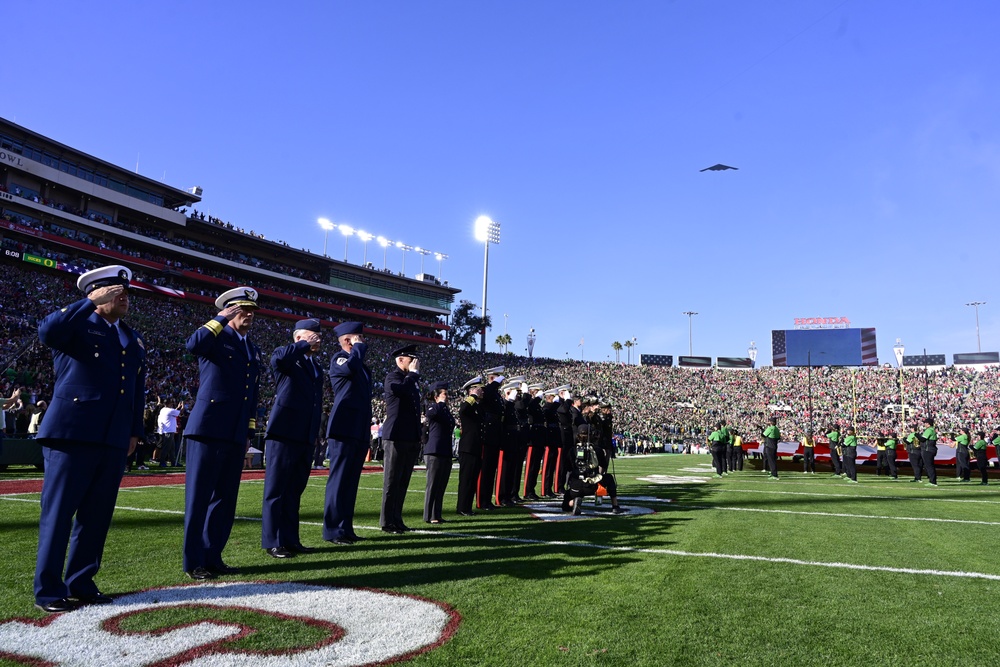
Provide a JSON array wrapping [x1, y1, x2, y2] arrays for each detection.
[[4, 262, 998, 450]]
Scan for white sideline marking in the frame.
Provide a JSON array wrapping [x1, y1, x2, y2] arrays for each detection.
[[678, 504, 1000, 526], [709, 487, 1000, 505], [4, 495, 1000, 583]]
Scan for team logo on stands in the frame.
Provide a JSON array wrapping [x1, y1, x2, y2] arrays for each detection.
[[0, 582, 459, 666]]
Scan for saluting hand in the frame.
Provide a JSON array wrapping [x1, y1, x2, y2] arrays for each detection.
[[88, 284, 124, 306], [408, 358, 420, 373], [218, 304, 244, 321]]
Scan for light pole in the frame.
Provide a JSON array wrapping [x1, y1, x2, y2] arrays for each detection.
[[966, 301, 986, 352], [396, 241, 411, 274], [318, 217, 334, 256], [338, 224, 354, 261], [748, 341, 758, 368], [504, 313, 509, 337], [682, 311, 698, 356], [435, 253, 448, 282], [475, 215, 501, 353], [632, 336, 637, 365], [894, 338, 905, 428], [377, 236, 390, 270], [414, 247, 431, 275], [357, 231, 373, 266]]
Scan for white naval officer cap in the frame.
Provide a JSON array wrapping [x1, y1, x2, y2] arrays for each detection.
[[77, 265, 131, 294], [215, 286, 260, 310], [484, 366, 505, 376], [527, 383, 545, 393], [461, 376, 484, 391]]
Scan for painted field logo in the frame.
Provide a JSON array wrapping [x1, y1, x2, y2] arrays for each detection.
[[0, 581, 459, 666]]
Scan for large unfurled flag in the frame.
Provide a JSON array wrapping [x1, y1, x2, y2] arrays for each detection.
[[579, 337, 584, 347], [861, 328, 878, 366], [771, 330, 786, 367]]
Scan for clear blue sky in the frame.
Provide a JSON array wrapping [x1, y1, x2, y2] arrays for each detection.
[[4, 0, 999, 365]]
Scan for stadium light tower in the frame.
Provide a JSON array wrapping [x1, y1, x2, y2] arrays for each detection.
[[966, 301, 986, 352], [894, 338, 906, 428], [682, 311, 698, 356], [435, 252, 448, 282], [414, 247, 431, 274], [377, 236, 390, 269], [318, 217, 334, 257], [748, 341, 758, 368], [396, 241, 412, 274], [475, 215, 501, 353], [338, 225, 354, 261], [357, 231, 373, 265]]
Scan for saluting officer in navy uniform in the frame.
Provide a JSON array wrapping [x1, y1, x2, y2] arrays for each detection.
[[521, 383, 546, 501], [182, 287, 261, 580], [423, 381, 455, 524], [261, 318, 324, 559], [540, 388, 561, 498], [380, 344, 423, 533], [322, 322, 372, 545], [456, 377, 484, 516], [33, 265, 146, 613], [497, 379, 524, 506], [477, 366, 506, 510]]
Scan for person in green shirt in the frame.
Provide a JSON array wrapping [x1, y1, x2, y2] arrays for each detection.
[[916, 417, 938, 486], [905, 430, 922, 482], [707, 421, 727, 478], [972, 431, 990, 485], [762, 417, 780, 480], [842, 427, 859, 483], [955, 427, 972, 482], [882, 433, 899, 480], [826, 425, 843, 476]]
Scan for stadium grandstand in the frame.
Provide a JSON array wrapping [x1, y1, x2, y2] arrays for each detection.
[[3, 117, 1000, 457]]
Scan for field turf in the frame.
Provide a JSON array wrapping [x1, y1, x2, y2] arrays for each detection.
[[1, 454, 999, 666]]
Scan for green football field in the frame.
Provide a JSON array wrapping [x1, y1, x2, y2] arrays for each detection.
[[1, 454, 999, 666]]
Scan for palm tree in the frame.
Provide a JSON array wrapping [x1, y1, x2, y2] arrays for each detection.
[[623, 339, 634, 364], [495, 333, 513, 353], [612, 341, 623, 363]]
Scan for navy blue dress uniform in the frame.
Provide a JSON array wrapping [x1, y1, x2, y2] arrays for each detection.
[[477, 367, 506, 509], [423, 381, 455, 523], [33, 265, 146, 613], [456, 376, 484, 515], [322, 322, 373, 544], [380, 344, 423, 533], [522, 384, 546, 500], [497, 379, 525, 506], [540, 389, 561, 497], [556, 385, 577, 493], [182, 287, 261, 578], [261, 319, 324, 558]]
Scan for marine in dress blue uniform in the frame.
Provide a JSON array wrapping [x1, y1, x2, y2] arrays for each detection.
[[322, 322, 372, 545], [261, 319, 324, 558], [182, 287, 261, 579], [380, 344, 422, 533], [33, 266, 146, 613], [423, 381, 455, 523]]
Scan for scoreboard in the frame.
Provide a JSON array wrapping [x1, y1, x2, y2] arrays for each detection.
[[771, 328, 878, 367]]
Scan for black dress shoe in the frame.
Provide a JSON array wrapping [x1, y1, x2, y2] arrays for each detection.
[[186, 567, 217, 581], [458, 511, 477, 516], [511, 495, 524, 503], [500, 500, 517, 508], [207, 563, 241, 575], [611, 506, 627, 514], [478, 504, 497, 512], [266, 547, 294, 559], [35, 597, 80, 613], [381, 525, 404, 534], [524, 493, 541, 501], [399, 523, 412, 532], [289, 544, 316, 554], [75, 593, 114, 605], [346, 534, 365, 542], [327, 537, 356, 545]]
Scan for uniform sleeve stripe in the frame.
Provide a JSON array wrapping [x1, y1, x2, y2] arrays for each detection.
[[201, 320, 225, 335]]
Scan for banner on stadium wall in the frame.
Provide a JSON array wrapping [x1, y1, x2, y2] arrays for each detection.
[[21, 252, 56, 269], [741, 441, 996, 466]]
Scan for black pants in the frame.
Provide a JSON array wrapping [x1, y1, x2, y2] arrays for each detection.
[[957, 446, 971, 481], [876, 450, 888, 476], [478, 441, 500, 508], [710, 444, 726, 475], [908, 450, 923, 481], [842, 445, 857, 481], [734, 444, 744, 471], [456, 451, 481, 513], [829, 445, 843, 475], [921, 446, 937, 484], [803, 447, 815, 473], [975, 449, 989, 484], [763, 444, 778, 478], [886, 449, 897, 478], [380, 439, 419, 529]]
